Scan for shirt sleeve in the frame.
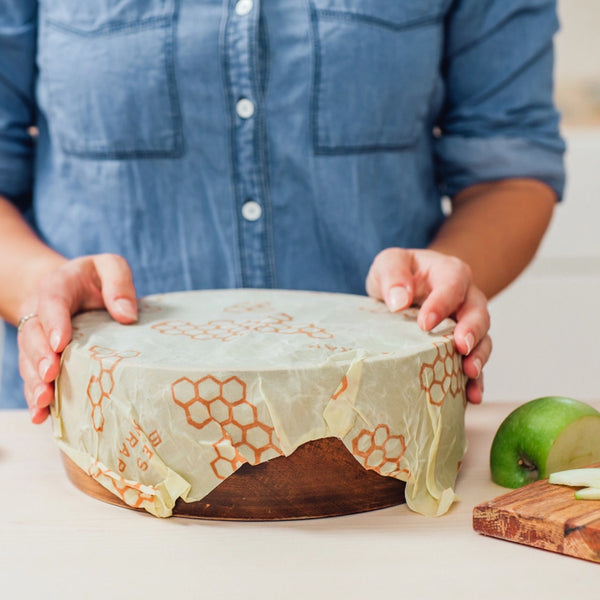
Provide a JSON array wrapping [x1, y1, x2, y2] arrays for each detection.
[[0, 1, 37, 212], [434, 0, 566, 200]]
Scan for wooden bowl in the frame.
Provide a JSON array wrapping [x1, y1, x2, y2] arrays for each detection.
[[61, 437, 406, 520]]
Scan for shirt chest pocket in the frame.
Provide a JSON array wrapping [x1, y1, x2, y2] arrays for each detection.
[[311, 0, 447, 154], [38, 0, 182, 159]]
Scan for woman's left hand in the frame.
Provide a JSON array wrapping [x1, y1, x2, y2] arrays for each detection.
[[366, 247, 492, 404]]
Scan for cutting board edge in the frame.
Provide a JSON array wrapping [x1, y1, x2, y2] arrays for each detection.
[[473, 502, 566, 553], [473, 475, 600, 564]]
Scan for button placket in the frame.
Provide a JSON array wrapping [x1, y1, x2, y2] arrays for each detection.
[[225, 0, 273, 288]]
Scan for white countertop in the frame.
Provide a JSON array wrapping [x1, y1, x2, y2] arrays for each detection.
[[0, 400, 598, 599]]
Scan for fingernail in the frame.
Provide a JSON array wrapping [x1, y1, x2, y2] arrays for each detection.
[[464, 332, 475, 356], [29, 386, 42, 414], [50, 329, 61, 353], [115, 298, 138, 321], [425, 312, 439, 331], [34, 383, 50, 410], [29, 406, 45, 424], [387, 286, 409, 312], [472, 358, 482, 378], [38, 357, 51, 380]]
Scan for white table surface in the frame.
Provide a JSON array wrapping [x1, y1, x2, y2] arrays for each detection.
[[1, 400, 598, 599]]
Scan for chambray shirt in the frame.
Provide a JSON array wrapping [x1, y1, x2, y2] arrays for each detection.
[[0, 0, 565, 408]]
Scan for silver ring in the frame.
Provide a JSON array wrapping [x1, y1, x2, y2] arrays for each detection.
[[17, 313, 39, 333]]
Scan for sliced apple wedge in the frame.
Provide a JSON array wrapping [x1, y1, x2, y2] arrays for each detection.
[[548, 467, 600, 499], [574, 487, 600, 500], [548, 467, 600, 487]]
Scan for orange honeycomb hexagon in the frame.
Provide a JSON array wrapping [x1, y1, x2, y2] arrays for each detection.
[[352, 424, 409, 478], [236, 421, 281, 465], [171, 374, 283, 478], [171, 376, 213, 429], [86, 346, 140, 432], [419, 340, 463, 406], [88, 462, 156, 509], [210, 434, 246, 480], [153, 311, 334, 342]]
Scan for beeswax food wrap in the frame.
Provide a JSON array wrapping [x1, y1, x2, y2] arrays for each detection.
[[52, 290, 467, 517]]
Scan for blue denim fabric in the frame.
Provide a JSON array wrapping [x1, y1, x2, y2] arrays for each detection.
[[0, 0, 565, 408]]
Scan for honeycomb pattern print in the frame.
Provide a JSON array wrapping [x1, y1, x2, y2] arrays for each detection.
[[88, 461, 157, 510], [86, 346, 140, 432], [419, 339, 463, 406], [171, 375, 283, 479], [352, 424, 409, 478], [222, 301, 273, 313], [152, 312, 333, 342]]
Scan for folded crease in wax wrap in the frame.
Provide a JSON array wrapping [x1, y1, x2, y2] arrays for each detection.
[[52, 290, 467, 518]]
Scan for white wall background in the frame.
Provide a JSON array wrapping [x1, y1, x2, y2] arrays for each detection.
[[1, 1, 598, 403], [485, 130, 600, 402], [485, 0, 600, 402]]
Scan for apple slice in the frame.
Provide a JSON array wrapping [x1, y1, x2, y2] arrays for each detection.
[[548, 467, 600, 488], [490, 396, 600, 488], [574, 487, 600, 500], [548, 467, 600, 500]]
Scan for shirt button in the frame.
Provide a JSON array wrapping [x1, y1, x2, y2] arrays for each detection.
[[242, 200, 262, 221], [236, 98, 255, 119], [235, 0, 253, 16]]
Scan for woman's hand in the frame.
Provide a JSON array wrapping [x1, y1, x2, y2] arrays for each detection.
[[17, 254, 138, 424], [366, 247, 491, 404]]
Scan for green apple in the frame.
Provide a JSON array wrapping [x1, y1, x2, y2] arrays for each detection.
[[489, 396, 600, 488]]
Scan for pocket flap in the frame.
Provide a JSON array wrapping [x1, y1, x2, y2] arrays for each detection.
[[312, 0, 448, 29], [42, 0, 175, 34]]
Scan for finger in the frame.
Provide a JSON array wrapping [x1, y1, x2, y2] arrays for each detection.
[[93, 254, 138, 323], [416, 257, 471, 331], [30, 404, 51, 425], [365, 248, 415, 312], [466, 374, 484, 405], [462, 334, 492, 381], [19, 350, 55, 422], [35, 275, 77, 354], [23, 374, 54, 414], [451, 286, 491, 356], [17, 317, 61, 384]]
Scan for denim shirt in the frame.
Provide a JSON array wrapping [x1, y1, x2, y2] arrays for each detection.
[[0, 0, 565, 408]]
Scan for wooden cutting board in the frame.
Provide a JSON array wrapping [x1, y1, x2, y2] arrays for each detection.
[[473, 467, 600, 564]]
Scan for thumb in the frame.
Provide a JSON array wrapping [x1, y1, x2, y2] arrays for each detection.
[[93, 254, 138, 323], [365, 248, 415, 312]]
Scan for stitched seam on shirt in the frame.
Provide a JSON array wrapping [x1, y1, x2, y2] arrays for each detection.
[[163, 0, 185, 158], [317, 9, 444, 32], [314, 143, 415, 155], [251, 8, 276, 289], [309, 4, 322, 155], [222, 3, 246, 288], [45, 15, 173, 37], [60, 148, 181, 159]]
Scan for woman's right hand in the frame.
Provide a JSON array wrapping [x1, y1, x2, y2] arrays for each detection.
[[16, 254, 138, 424]]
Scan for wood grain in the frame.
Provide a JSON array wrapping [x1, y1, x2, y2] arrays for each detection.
[[473, 465, 600, 563], [61, 437, 406, 520]]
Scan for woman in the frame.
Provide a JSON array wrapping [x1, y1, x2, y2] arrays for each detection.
[[0, 0, 564, 421]]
